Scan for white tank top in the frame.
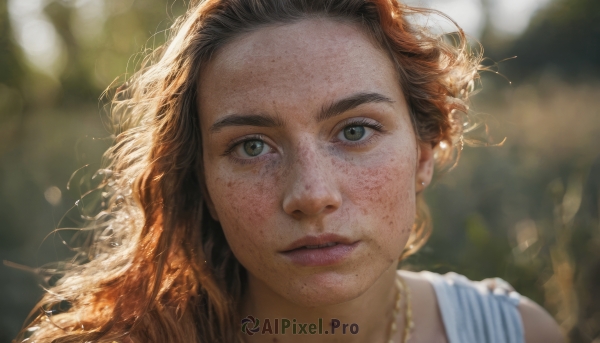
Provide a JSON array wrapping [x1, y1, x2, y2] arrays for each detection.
[[420, 271, 525, 343]]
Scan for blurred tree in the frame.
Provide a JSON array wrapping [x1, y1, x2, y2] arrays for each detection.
[[1, 0, 599, 342], [0, 0, 25, 87], [487, 0, 600, 80], [0, 1, 186, 340], [44, 1, 98, 103], [0, 0, 28, 244]]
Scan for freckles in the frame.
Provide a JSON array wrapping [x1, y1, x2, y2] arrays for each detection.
[[219, 183, 253, 224], [337, 150, 415, 248], [344, 162, 398, 206], [217, 164, 285, 241]]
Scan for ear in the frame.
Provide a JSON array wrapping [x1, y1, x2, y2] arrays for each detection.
[[415, 141, 435, 193]]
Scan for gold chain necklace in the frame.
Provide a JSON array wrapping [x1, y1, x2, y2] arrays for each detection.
[[387, 273, 414, 343], [238, 273, 414, 343]]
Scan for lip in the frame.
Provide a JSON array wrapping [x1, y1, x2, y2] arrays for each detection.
[[279, 233, 360, 267]]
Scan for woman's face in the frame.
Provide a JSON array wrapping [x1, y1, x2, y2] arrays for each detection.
[[199, 18, 433, 306]]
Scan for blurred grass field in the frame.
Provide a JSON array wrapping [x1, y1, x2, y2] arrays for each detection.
[[0, 0, 599, 342]]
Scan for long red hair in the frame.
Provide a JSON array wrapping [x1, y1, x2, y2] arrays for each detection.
[[17, 1, 480, 342]]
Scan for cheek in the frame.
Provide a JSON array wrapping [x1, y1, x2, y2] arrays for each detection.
[[206, 165, 281, 259], [339, 144, 416, 248]]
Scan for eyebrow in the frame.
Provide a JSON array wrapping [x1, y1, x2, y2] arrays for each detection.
[[318, 92, 394, 122], [210, 112, 284, 133], [209, 92, 394, 133]]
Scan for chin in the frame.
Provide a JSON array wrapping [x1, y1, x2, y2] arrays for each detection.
[[278, 269, 374, 307]]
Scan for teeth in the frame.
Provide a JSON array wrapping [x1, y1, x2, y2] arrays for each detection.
[[304, 242, 337, 249]]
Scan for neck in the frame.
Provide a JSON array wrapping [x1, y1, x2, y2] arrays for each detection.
[[238, 264, 401, 343]]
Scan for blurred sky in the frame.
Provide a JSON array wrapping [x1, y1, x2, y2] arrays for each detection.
[[8, 0, 554, 78], [405, 0, 553, 37]]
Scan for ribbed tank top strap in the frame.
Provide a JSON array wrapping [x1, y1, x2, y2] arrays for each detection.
[[420, 271, 525, 343]]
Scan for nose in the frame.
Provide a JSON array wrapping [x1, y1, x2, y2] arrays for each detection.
[[282, 142, 342, 220]]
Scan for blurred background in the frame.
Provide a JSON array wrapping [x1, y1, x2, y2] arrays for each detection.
[[0, 0, 598, 341]]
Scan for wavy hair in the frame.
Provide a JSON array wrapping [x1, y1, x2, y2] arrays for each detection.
[[17, 0, 481, 342]]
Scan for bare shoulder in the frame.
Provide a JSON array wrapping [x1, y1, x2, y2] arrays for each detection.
[[518, 296, 566, 343], [398, 270, 448, 343]]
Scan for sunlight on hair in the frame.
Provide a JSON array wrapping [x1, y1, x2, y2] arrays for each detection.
[[405, 0, 554, 38], [404, 0, 484, 37]]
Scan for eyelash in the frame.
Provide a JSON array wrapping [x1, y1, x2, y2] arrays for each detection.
[[223, 119, 385, 164], [336, 118, 384, 148], [221, 135, 265, 160]]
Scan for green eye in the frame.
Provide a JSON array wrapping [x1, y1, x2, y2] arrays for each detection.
[[243, 140, 264, 156], [343, 126, 366, 141]]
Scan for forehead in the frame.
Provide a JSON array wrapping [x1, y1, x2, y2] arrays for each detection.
[[198, 18, 401, 126]]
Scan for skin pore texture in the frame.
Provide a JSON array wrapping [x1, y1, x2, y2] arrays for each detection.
[[198, 18, 564, 343]]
